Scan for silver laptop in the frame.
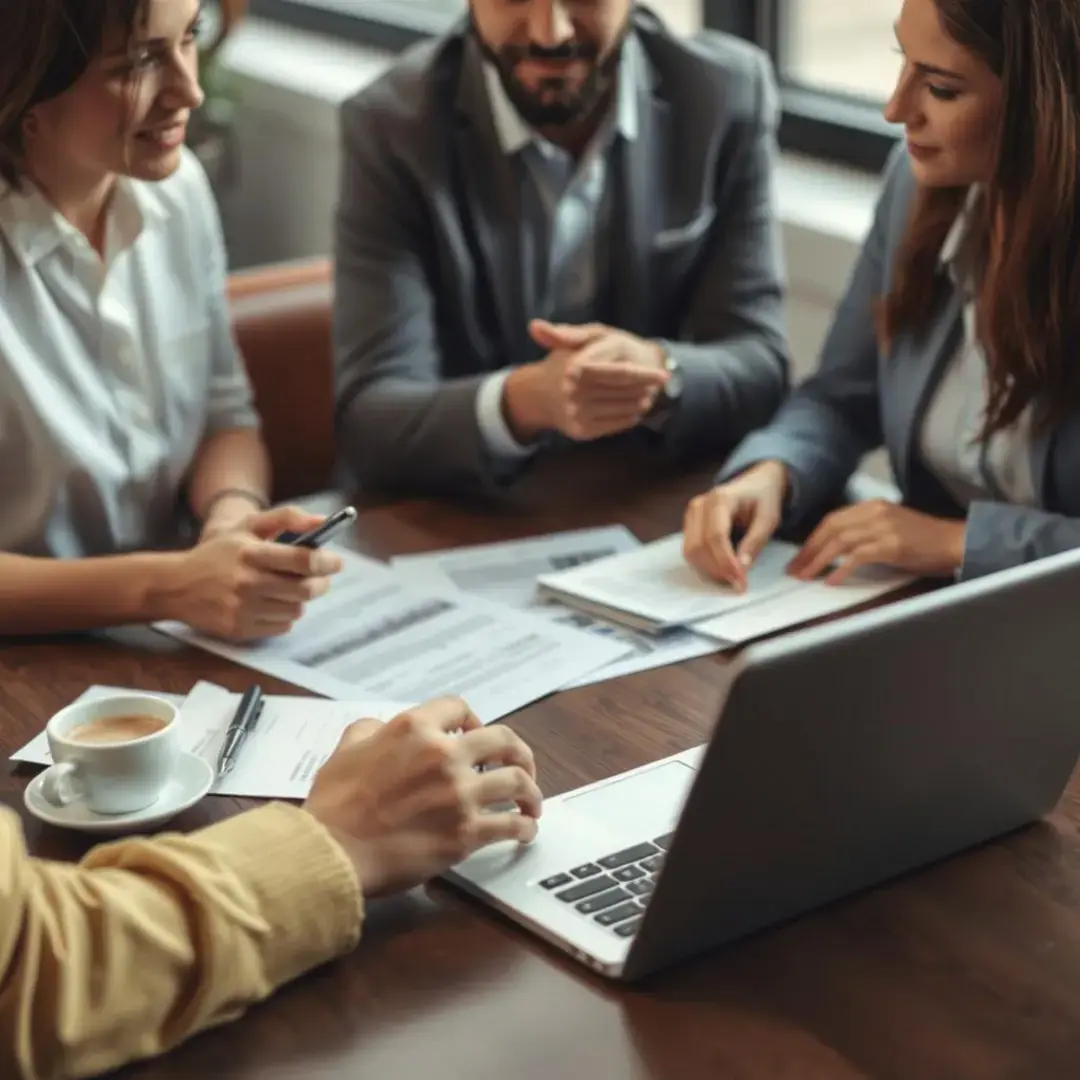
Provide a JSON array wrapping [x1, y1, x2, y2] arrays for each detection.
[[445, 547, 1080, 981]]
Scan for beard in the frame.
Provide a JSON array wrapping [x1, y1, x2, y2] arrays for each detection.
[[474, 18, 627, 128]]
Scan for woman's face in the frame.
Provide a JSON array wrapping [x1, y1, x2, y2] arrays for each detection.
[[24, 0, 205, 186], [884, 0, 1003, 188]]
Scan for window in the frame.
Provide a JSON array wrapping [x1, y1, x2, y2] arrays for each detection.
[[249, 0, 899, 171], [782, 0, 899, 103]]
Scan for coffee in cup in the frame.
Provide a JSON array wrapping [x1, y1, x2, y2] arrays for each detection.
[[42, 693, 180, 815], [68, 714, 169, 744]]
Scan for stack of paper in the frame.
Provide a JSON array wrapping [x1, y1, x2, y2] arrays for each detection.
[[12, 682, 408, 799], [536, 533, 913, 643], [390, 527, 722, 690]]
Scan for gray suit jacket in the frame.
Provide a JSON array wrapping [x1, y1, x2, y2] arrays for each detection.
[[721, 144, 1080, 580], [333, 8, 789, 496]]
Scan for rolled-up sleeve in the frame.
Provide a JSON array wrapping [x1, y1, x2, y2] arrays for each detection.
[[0, 803, 363, 1080]]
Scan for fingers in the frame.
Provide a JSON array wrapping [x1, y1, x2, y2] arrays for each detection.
[[790, 523, 870, 581], [245, 505, 325, 541], [572, 359, 669, 389], [735, 505, 780, 569], [245, 539, 343, 578], [404, 695, 483, 734], [459, 725, 537, 777], [683, 492, 745, 590], [824, 543, 882, 586], [474, 765, 544, 820], [470, 810, 540, 847], [337, 717, 386, 751], [530, 318, 606, 350], [242, 570, 332, 605]]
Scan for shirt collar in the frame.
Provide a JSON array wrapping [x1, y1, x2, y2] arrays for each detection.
[[939, 184, 982, 271], [482, 34, 641, 157], [0, 173, 169, 270]]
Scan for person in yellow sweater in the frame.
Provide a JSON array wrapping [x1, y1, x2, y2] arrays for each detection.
[[2, 697, 542, 1080], [0, 3, 543, 1079]]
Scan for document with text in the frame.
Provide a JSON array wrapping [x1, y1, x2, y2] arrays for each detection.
[[537, 533, 913, 639], [538, 534, 805, 631], [11, 682, 407, 799], [391, 526, 721, 688], [153, 551, 629, 723]]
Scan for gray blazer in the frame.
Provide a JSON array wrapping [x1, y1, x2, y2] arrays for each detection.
[[333, 8, 789, 495], [721, 144, 1080, 581]]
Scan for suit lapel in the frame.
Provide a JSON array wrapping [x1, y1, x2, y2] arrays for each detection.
[[454, 44, 533, 366], [887, 285, 965, 494], [610, 70, 668, 336]]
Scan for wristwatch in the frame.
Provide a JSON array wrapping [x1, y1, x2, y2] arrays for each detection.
[[644, 351, 683, 430], [660, 353, 684, 404]]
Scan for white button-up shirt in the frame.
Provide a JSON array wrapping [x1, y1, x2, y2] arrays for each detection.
[[0, 147, 258, 558], [919, 189, 1037, 508]]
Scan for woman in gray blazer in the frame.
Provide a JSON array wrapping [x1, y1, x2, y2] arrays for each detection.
[[683, 0, 1080, 592]]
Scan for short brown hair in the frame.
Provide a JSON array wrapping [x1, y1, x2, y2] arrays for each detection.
[[0, 0, 146, 188]]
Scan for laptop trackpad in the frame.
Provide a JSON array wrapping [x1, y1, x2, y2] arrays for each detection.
[[561, 760, 696, 838]]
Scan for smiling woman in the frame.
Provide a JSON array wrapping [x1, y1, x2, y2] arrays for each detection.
[[0, 0, 340, 641]]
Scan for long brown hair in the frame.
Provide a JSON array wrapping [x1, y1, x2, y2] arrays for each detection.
[[879, 0, 1080, 435], [0, 0, 147, 189]]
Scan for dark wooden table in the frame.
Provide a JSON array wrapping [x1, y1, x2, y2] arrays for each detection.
[[5, 446, 1080, 1080]]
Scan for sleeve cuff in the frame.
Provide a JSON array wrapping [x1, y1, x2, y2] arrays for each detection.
[[475, 371, 537, 460], [190, 803, 363, 987]]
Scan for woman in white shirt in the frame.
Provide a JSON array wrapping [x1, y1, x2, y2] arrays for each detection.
[[0, 0, 339, 637], [683, 0, 1080, 589]]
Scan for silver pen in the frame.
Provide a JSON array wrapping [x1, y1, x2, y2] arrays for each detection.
[[216, 686, 265, 779]]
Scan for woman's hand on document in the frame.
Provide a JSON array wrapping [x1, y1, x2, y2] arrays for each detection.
[[683, 462, 789, 591], [152, 506, 342, 640], [303, 696, 543, 898]]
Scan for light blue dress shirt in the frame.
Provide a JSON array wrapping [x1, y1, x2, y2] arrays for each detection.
[[0, 147, 259, 558], [474, 42, 641, 459]]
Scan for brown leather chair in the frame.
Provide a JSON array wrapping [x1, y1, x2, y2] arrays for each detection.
[[226, 257, 337, 501]]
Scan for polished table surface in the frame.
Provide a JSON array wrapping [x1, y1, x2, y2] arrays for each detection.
[[5, 445, 1080, 1080]]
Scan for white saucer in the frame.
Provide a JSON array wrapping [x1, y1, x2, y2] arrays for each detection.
[[24, 752, 215, 836]]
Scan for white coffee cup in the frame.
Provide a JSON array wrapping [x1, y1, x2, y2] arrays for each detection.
[[41, 694, 181, 815]]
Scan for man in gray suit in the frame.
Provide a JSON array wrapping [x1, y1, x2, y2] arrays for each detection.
[[333, 1, 789, 496]]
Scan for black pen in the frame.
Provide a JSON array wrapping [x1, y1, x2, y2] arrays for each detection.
[[216, 686, 265, 779]]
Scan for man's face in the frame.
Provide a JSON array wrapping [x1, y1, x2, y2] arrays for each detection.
[[470, 0, 632, 127]]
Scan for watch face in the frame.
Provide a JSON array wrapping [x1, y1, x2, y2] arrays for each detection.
[[664, 357, 684, 400]]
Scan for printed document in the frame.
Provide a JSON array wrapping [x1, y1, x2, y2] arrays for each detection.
[[153, 550, 628, 723], [391, 526, 720, 689], [537, 534, 913, 639], [538, 534, 805, 631], [12, 682, 407, 799]]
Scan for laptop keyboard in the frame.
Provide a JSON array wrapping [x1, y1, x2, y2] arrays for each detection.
[[536, 834, 673, 939]]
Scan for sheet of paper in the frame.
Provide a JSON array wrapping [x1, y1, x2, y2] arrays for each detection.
[[153, 550, 629, 723], [12, 681, 408, 799], [694, 565, 914, 646], [391, 527, 721, 688], [538, 534, 806, 628], [10, 686, 186, 766]]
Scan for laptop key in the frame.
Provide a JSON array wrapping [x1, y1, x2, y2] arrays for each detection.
[[597, 843, 660, 870], [539, 873, 572, 890], [626, 879, 653, 897], [570, 863, 602, 879], [613, 864, 645, 883], [653, 833, 674, 850], [576, 887, 630, 914], [595, 902, 641, 927], [555, 875, 618, 903], [615, 917, 643, 938], [640, 855, 664, 875]]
